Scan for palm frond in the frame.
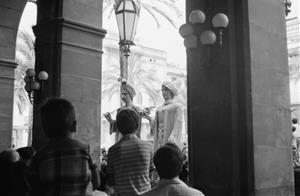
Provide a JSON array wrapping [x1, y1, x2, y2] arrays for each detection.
[[151, 7, 178, 29], [142, 0, 182, 17], [141, 5, 161, 28]]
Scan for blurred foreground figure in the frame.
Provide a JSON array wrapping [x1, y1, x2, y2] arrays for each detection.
[[29, 98, 100, 196], [141, 144, 204, 196]]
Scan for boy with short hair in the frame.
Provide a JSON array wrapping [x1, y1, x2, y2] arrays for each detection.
[[30, 98, 99, 196], [141, 144, 204, 196], [105, 108, 154, 196]]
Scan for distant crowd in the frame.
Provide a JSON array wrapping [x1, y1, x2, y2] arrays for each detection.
[[293, 117, 300, 168]]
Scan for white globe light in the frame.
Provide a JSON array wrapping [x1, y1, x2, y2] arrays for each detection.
[[26, 68, 36, 77], [30, 81, 41, 90], [200, 30, 216, 45], [212, 13, 229, 28], [38, 71, 49, 81], [184, 35, 197, 49], [189, 10, 206, 24], [179, 23, 194, 38]]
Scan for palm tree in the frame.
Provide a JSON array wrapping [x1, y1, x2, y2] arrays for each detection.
[[14, 30, 35, 145], [15, 31, 35, 114], [102, 50, 162, 107], [102, 0, 183, 105], [103, 0, 182, 29]]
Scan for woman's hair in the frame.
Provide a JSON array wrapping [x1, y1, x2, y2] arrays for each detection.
[[40, 98, 76, 138], [116, 108, 139, 135]]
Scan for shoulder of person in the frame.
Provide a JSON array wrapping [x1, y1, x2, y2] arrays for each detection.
[[187, 186, 205, 196], [171, 101, 183, 108], [139, 139, 154, 148], [133, 105, 142, 111], [69, 138, 90, 152], [107, 143, 119, 154], [164, 102, 182, 111], [139, 188, 156, 196]]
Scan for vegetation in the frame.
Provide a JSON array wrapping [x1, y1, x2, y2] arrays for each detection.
[[15, 31, 35, 115], [102, 51, 162, 107], [103, 0, 182, 28]]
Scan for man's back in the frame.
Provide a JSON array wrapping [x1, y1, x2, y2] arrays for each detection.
[[107, 134, 153, 196], [141, 178, 204, 196], [30, 137, 93, 196]]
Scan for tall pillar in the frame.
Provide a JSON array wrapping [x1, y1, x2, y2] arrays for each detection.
[[32, 0, 106, 162], [0, 0, 27, 151], [187, 0, 294, 195]]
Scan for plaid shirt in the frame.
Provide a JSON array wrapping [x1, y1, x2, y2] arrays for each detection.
[[29, 137, 95, 196]]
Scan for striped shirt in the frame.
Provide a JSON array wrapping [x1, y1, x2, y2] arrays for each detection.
[[106, 134, 154, 196]]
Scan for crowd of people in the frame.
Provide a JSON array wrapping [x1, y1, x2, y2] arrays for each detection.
[[292, 117, 300, 167], [0, 81, 204, 196]]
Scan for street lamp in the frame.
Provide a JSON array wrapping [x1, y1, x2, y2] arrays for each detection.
[[179, 10, 229, 70], [114, 0, 140, 110], [114, 0, 140, 58], [24, 68, 48, 104], [179, 10, 229, 48]]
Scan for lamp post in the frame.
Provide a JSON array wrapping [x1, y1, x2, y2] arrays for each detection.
[[114, 0, 140, 81], [23, 68, 49, 105]]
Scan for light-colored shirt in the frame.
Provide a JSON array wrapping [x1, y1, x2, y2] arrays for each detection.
[[151, 100, 184, 151], [141, 178, 205, 196], [106, 134, 154, 196]]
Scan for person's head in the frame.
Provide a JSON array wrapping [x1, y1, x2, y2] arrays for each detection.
[[121, 81, 136, 104], [16, 146, 35, 160], [162, 81, 177, 101], [292, 118, 298, 124], [0, 149, 20, 162], [40, 98, 76, 138], [116, 108, 139, 135], [153, 144, 184, 179]]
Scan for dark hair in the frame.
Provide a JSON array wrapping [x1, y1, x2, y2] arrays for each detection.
[[0, 149, 19, 162], [116, 108, 139, 135], [40, 98, 76, 138], [165, 142, 180, 150], [16, 146, 35, 160], [153, 145, 183, 179], [292, 118, 298, 124]]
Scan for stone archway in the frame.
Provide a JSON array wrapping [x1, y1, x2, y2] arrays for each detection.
[[0, 0, 295, 195], [0, 0, 28, 150]]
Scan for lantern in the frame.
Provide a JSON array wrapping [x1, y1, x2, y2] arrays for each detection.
[[114, 0, 141, 57]]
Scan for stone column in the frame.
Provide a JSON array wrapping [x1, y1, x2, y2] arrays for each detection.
[[187, 0, 294, 195], [0, 0, 27, 150], [32, 0, 106, 162]]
